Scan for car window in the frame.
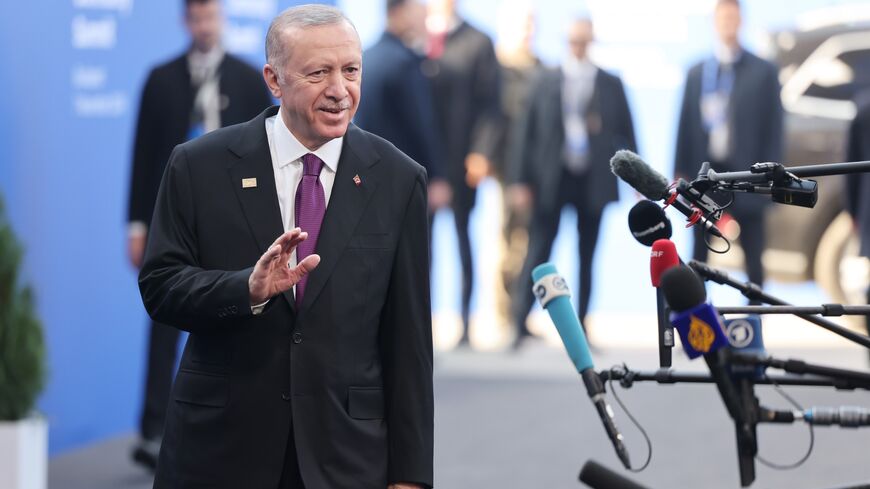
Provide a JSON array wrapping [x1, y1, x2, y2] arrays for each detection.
[[804, 49, 870, 101]]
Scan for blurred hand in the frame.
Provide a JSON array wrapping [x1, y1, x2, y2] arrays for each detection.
[[464, 152, 490, 188], [128, 234, 147, 269], [248, 228, 320, 305], [506, 184, 533, 212], [388, 484, 423, 489], [427, 178, 452, 211]]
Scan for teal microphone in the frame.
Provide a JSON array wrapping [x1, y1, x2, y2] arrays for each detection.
[[532, 262, 594, 372], [532, 262, 631, 469]]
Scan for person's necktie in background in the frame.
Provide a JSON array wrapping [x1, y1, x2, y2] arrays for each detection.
[[294, 153, 325, 307]]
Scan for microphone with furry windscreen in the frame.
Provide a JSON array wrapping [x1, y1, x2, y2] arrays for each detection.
[[611, 150, 724, 239]]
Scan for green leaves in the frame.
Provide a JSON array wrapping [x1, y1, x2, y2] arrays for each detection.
[[0, 197, 46, 420]]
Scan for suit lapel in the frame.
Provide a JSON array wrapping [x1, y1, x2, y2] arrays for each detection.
[[226, 106, 297, 312], [298, 125, 380, 315]]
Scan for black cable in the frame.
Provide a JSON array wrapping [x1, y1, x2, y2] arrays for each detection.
[[756, 378, 815, 470], [608, 364, 653, 472], [704, 227, 731, 254], [702, 190, 732, 254]]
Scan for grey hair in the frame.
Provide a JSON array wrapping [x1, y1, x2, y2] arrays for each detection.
[[265, 4, 359, 72]]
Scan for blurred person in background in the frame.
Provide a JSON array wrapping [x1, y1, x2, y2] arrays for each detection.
[[673, 0, 783, 295], [508, 18, 636, 350], [492, 1, 541, 329], [126, 0, 271, 470], [354, 0, 450, 219], [426, 0, 502, 347], [845, 90, 870, 357]]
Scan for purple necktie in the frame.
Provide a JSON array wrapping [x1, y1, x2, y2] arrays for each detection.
[[294, 153, 325, 307]]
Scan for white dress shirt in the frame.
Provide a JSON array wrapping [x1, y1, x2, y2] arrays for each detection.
[[561, 56, 598, 174], [251, 109, 343, 314]]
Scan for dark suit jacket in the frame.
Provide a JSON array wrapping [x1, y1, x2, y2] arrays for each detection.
[[355, 32, 444, 180], [128, 51, 272, 227], [139, 107, 434, 489], [427, 21, 501, 188], [674, 49, 783, 213], [845, 91, 870, 257], [509, 66, 637, 214]]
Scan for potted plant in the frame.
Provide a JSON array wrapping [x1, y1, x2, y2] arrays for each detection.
[[0, 195, 47, 489]]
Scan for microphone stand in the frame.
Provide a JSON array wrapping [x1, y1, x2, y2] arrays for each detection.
[[688, 260, 870, 350], [655, 288, 673, 368]]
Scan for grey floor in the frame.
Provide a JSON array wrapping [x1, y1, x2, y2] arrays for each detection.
[[50, 344, 870, 489]]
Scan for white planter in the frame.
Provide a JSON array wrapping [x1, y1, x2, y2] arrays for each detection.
[[0, 415, 47, 489]]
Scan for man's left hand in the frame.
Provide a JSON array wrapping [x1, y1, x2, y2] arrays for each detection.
[[388, 484, 423, 489]]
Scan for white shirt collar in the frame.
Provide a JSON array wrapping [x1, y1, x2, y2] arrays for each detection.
[[714, 43, 742, 65], [272, 107, 342, 173], [562, 56, 597, 79]]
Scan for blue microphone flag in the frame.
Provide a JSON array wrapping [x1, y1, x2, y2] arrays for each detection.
[[670, 302, 730, 359]]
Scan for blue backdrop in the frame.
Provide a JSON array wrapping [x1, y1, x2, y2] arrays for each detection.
[[0, 0, 330, 455]]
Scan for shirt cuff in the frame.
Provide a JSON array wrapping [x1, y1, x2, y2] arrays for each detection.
[[251, 299, 270, 315], [128, 221, 148, 239]]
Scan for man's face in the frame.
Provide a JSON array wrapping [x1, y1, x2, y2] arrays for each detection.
[[567, 20, 593, 60], [714, 2, 741, 47], [264, 22, 362, 150], [185, 0, 223, 52]]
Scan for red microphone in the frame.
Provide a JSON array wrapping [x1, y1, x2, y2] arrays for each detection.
[[650, 239, 680, 287], [650, 238, 681, 367]]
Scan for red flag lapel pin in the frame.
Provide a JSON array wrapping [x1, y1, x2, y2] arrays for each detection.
[[353, 174, 362, 187]]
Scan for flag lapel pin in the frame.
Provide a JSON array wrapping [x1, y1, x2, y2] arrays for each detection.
[[353, 174, 362, 187], [242, 178, 257, 189]]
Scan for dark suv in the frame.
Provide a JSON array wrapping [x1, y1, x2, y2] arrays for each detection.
[[708, 16, 870, 307]]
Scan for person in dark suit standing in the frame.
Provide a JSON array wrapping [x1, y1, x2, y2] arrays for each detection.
[[845, 90, 870, 355], [673, 0, 783, 291], [426, 0, 501, 346], [509, 18, 636, 349], [139, 5, 433, 489], [354, 0, 450, 217], [493, 3, 541, 329], [126, 0, 272, 469]]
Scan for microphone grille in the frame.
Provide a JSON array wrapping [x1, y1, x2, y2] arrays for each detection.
[[610, 150, 670, 201], [660, 265, 706, 312]]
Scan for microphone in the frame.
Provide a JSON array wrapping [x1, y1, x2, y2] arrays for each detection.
[[659, 265, 730, 359], [611, 150, 725, 239], [532, 263, 631, 469], [650, 239, 680, 287], [628, 200, 672, 246], [579, 460, 650, 489], [723, 315, 767, 381], [650, 239, 680, 368], [659, 265, 757, 486]]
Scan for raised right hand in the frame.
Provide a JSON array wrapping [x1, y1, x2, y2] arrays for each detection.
[[248, 228, 321, 305]]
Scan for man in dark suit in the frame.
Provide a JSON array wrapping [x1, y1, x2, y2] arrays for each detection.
[[426, 0, 502, 346], [139, 5, 433, 489], [126, 0, 271, 469], [354, 0, 450, 216], [508, 18, 636, 349], [674, 0, 783, 291]]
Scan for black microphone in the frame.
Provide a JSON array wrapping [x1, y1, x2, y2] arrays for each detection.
[[659, 265, 758, 487], [579, 460, 650, 489], [627, 200, 672, 246], [611, 150, 725, 239]]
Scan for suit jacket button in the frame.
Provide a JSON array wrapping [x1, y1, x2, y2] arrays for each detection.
[[229, 305, 238, 314], [281, 393, 291, 401], [292, 332, 303, 344]]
